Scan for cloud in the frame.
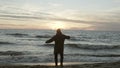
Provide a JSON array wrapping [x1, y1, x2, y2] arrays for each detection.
[[0, 23, 24, 26], [0, 6, 119, 24], [0, 17, 25, 21], [0, 5, 106, 24], [0, 2, 120, 31], [0, 5, 55, 21], [0, 14, 44, 20]]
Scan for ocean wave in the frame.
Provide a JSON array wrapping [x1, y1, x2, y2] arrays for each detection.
[[0, 41, 15, 44], [39, 44, 54, 47], [6, 33, 29, 37], [70, 36, 91, 41], [39, 43, 120, 50], [64, 54, 120, 57], [0, 51, 25, 56], [19, 38, 38, 41], [35, 35, 51, 38], [66, 44, 120, 50]]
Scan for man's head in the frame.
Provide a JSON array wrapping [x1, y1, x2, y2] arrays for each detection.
[[56, 29, 62, 34]]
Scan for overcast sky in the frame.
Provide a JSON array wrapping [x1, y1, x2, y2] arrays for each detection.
[[0, 0, 120, 31]]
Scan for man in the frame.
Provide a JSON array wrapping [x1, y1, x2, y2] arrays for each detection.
[[45, 29, 70, 66]]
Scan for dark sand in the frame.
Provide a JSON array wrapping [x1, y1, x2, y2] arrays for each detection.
[[0, 62, 120, 68]]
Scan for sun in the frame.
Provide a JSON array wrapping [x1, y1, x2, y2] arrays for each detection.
[[48, 22, 67, 30]]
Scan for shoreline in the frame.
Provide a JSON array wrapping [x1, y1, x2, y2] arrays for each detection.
[[11, 62, 102, 66], [0, 61, 120, 68]]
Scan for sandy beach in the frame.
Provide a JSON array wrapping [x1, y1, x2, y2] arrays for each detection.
[[0, 62, 120, 68]]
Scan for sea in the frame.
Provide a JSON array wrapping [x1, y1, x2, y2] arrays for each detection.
[[0, 29, 120, 64]]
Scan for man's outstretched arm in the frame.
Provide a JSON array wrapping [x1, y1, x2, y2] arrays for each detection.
[[45, 36, 55, 43], [65, 35, 70, 39]]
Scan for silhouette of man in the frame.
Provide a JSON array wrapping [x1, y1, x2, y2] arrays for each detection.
[[45, 29, 70, 66]]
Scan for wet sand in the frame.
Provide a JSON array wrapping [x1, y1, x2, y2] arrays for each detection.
[[0, 62, 120, 68]]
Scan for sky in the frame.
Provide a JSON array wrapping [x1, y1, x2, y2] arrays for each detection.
[[0, 0, 120, 31]]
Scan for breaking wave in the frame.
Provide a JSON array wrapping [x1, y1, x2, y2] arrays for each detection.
[[38, 43, 120, 50], [0, 41, 15, 45], [66, 44, 120, 50], [35, 35, 51, 38], [6, 33, 29, 37], [0, 51, 25, 56], [64, 54, 120, 57]]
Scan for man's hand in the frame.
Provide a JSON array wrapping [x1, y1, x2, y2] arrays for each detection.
[[45, 40, 49, 43]]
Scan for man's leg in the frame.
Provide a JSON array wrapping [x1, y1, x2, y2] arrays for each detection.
[[54, 53, 58, 66], [60, 53, 63, 66]]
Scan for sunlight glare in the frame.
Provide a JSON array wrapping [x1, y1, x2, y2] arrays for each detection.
[[49, 22, 67, 30]]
